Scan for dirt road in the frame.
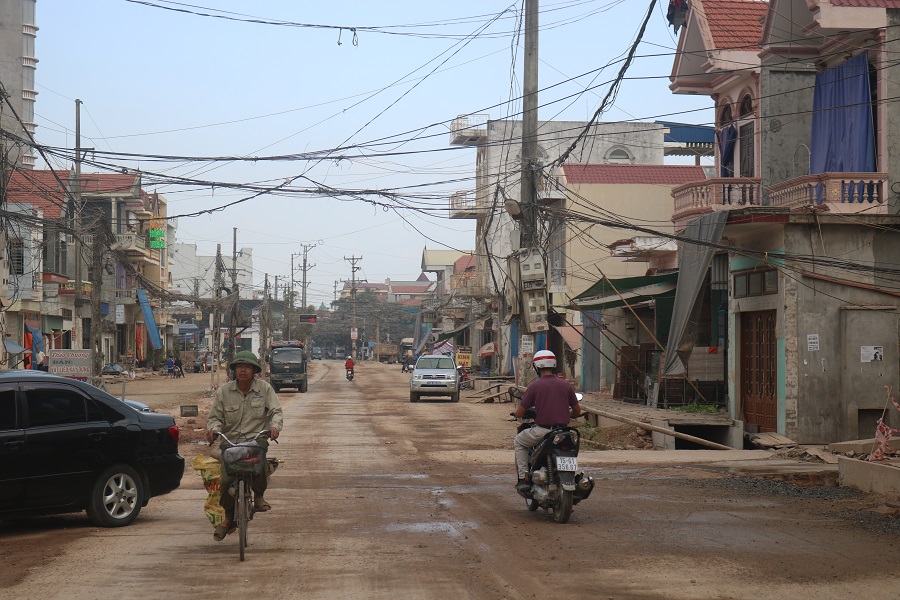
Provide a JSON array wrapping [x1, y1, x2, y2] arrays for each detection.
[[2, 361, 899, 599]]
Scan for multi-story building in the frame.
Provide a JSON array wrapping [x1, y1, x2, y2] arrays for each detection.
[[665, 0, 900, 443], [449, 117, 712, 375], [5, 169, 173, 368], [0, 0, 38, 168]]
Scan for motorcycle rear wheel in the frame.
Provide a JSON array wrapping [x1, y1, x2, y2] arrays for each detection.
[[552, 489, 573, 523]]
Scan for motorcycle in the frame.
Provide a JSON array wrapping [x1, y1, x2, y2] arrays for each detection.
[[401, 360, 413, 373], [457, 366, 471, 390], [512, 390, 594, 524], [346, 369, 354, 381]]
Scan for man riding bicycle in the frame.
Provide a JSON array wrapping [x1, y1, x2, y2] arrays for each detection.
[[206, 351, 283, 541]]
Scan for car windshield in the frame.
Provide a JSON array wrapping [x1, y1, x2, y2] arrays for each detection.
[[416, 357, 455, 370], [272, 348, 304, 364]]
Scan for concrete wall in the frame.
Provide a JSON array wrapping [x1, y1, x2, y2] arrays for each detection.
[[477, 120, 666, 298], [758, 68, 816, 201], [0, 0, 36, 167], [887, 11, 900, 214], [565, 183, 676, 298], [787, 222, 900, 443]]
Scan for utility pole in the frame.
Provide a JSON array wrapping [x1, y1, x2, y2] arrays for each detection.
[[259, 274, 270, 365], [287, 253, 296, 340], [299, 242, 319, 311], [212, 244, 223, 388], [73, 99, 84, 348], [228, 227, 238, 365], [90, 216, 105, 380], [333, 280, 340, 306], [345, 256, 362, 358], [521, 0, 539, 248]]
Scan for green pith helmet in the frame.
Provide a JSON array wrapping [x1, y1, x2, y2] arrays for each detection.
[[229, 350, 262, 373]]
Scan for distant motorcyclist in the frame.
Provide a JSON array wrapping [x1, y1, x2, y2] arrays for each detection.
[[345, 356, 355, 376], [513, 350, 581, 493]]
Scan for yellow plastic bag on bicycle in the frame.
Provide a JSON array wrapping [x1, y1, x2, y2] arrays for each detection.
[[191, 455, 225, 527]]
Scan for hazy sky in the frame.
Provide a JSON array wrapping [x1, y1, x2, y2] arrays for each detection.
[[30, 0, 713, 308]]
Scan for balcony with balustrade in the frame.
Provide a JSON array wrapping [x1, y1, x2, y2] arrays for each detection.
[[767, 172, 888, 214], [671, 172, 890, 230], [671, 177, 761, 231], [450, 114, 489, 146], [449, 271, 492, 299], [449, 191, 489, 219]]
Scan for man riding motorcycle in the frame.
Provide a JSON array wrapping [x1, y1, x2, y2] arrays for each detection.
[[345, 356, 355, 377], [512, 350, 581, 493]]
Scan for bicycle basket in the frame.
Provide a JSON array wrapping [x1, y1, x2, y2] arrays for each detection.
[[222, 440, 267, 476]]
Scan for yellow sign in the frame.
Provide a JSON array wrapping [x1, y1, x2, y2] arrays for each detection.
[[456, 351, 472, 367]]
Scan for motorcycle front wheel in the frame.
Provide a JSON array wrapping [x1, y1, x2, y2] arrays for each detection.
[[525, 497, 539, 512], [552, 489, 573, 523]]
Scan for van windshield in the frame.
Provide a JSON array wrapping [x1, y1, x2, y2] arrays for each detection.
[[272, 349, 304, 364], [416, 357, 455, 370]]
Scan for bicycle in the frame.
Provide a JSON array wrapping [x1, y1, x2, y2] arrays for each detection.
[[215, 431, 280, 561]]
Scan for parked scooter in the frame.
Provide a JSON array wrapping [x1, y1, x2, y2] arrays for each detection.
[[457, 366, 472, 390], [511, 389, 594, 523]]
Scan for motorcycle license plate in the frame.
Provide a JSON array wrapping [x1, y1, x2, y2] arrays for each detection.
[[556, 456, 578, 471]]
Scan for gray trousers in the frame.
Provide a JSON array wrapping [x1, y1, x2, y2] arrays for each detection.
[[514, 425, 550, 479], [219, 465, 268, 522]]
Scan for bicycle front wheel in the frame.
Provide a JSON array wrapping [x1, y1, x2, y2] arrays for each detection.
[[236, 479, 249, 561]]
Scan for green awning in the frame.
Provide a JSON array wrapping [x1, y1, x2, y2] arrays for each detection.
[[573, 272, 678, 311]]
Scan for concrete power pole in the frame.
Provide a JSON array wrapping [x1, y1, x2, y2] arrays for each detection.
[[212, 244, 223, 388], [90, 216, 105, 380], [228, 227, 238, 364], [299, 242, 318, 311], [521, 0, 539, 248], [259, 273, 270, 365], [73, 99, 84, 348], [345, 255, 362, 358]]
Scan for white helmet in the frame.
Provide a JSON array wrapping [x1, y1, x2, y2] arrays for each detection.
[[533, 350, 557, 370]]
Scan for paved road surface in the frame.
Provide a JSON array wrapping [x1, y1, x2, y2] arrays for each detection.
[[2, 361, 899, 599]]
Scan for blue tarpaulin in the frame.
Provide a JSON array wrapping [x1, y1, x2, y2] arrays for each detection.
[[136, 289, 163, 350]]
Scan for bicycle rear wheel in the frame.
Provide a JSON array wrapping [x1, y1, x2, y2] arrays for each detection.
[[237, 479, 249, 561]]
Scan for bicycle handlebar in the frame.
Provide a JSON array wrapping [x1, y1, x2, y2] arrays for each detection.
[[212, 430, 273, 446]]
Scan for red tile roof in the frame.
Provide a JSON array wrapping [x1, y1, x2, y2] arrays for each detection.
[[700, 0, 767, 51], [562, 164, 707, 186], [453, 254, 476, 273], [5, 170, 144, 220], [5, 169, 71, 219]]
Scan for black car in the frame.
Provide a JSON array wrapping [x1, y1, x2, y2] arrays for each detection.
[[0, 371, 184, 527]]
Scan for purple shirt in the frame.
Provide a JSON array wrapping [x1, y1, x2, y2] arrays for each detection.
[[521, 375, 579, 427]]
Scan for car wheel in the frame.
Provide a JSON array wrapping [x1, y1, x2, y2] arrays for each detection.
[[410, 392, 419, 403], [450, 392, 460, 403], [273, 385, 281, 393], [299, 379, 308, 393], [87, 464, 144, 527]]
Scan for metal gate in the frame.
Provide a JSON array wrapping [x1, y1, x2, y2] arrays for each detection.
[[740, 310, 777, 431]]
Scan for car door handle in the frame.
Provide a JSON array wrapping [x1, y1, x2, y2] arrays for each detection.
[[2, 440, 23, 450], [88, 432, 108, 441]]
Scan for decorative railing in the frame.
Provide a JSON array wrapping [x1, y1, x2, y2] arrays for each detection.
[[671, 177, 761, 228], [449, 191, 487, 217], [450, 272, 492, 298], [767, 172, 887, 212], [450, 114, 488, 136], [115, 233, 148, 251]]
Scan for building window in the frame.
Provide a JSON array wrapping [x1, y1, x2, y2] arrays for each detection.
[[739, 95, 754, 117], [733, 269, 778, 298], [9, 240, 25, 276], [606, 148, 632, 164]]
